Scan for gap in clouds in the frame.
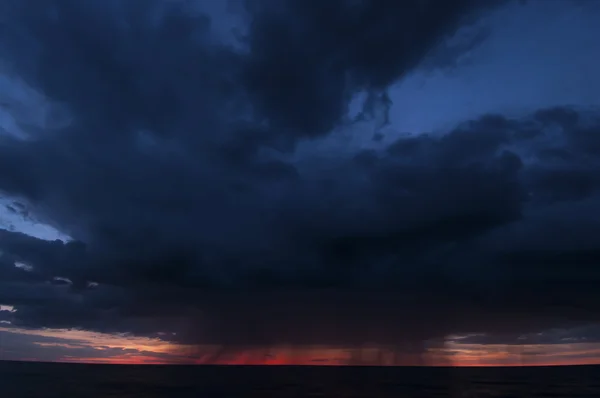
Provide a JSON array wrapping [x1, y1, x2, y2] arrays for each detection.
[[0, 196, 71, 242], [307, 0, 600, 155]]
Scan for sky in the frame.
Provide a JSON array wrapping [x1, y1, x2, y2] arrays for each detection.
[[1, 0, 600, 366]]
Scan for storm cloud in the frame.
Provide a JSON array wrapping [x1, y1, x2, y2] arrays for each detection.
[[1, 0, 600, 363]]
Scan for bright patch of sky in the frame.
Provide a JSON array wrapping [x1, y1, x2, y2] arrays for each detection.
[[298, 0, 600, 157], [0, 197, 70, 241]]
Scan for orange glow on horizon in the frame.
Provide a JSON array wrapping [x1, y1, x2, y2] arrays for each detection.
[[18, 355, 600, 367], [7, 351, 600, 367], [3, 326, 600, 367], [45, 346, 600, 367]]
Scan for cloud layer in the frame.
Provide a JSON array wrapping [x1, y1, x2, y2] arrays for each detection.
[[1, 0, 600, 363]]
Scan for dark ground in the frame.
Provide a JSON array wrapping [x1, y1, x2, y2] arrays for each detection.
[[1, 361, 600, 397]]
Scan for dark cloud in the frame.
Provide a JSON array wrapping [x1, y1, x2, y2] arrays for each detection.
[[1, 0, 599, 363], [240, 0, 502, 136]]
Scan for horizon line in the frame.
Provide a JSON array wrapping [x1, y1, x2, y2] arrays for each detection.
[[2, 359, 600, 368]]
